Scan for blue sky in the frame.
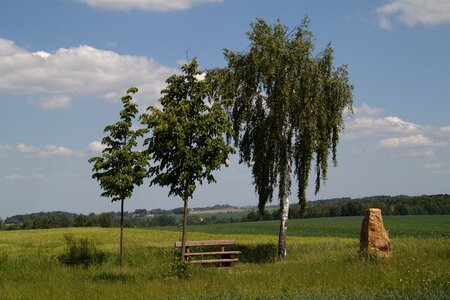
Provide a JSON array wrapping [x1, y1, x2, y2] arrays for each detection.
[[1, 0, 449, 218]]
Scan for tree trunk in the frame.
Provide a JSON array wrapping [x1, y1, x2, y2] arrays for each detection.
[[278, 191, 290, 257], [278, 158, 291, 258], [180, 193, 189, 261], [120, 198, 124, 269]]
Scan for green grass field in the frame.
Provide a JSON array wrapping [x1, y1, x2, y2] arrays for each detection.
[[0, 215, 449, 299], [160, 215, 450, 238]]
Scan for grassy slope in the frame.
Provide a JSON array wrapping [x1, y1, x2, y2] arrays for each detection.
[[0, 216, 449, 299]]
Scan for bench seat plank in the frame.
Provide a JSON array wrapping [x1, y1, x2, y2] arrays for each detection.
[[175, 240, 235, 247], [189, 258, 239, 264], [185, 251, 241, 257]]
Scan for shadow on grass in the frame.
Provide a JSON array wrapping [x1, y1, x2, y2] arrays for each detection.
[[235, 243, 277, 263], [92, 271, 136, 283], [170, 243, 278, 265]]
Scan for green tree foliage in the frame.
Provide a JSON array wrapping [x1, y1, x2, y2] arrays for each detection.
[[97, 212, 115, 228], [210, 18, 353, 257], [88, 87, 148, 268], [301, 194, 450, 218], [141, 59, 235, 260]]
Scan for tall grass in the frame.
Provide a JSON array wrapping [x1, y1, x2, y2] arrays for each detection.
[[0, 216, 448, 299]]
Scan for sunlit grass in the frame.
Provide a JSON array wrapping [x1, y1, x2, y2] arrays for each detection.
[[0, 216, 449, 299]]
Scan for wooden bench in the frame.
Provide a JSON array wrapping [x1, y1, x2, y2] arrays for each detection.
[[175, 240, 241, 265]]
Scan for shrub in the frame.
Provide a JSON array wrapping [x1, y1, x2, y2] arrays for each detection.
[[168, 248, 190, 278], [238, 243, 277, 263], [57, 234, 108, 267]]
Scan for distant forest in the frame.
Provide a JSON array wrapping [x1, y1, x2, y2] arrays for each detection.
[[283, 194, 449, 220], [1, 195, 449, 230]]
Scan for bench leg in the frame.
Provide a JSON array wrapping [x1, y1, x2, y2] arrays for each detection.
[[221, 254, 232, 267]]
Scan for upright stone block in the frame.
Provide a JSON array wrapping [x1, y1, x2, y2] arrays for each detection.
[[360, 208, 391, 257]]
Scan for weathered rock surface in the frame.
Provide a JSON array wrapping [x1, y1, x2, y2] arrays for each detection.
[[360, 208, 391, 257]]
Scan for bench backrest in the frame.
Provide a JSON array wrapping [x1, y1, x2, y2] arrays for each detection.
[[175, 240, 235, 248]]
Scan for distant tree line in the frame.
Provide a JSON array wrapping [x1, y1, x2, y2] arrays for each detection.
[[2, 195, 448, 230], [2, 207, 241, 230], [136, 204, 237, 215], [4, 212, 116, 230], [242, 194, 450, 221]]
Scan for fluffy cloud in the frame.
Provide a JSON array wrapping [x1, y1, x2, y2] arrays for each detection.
[[400, 150, 434, 158], [38, 96, 72, 110], [15, 143, 81, 158], [0, 38, 177, 108], [76, 0, 223, 11], [17, 143, 39, 154], [0, 144, 13, 157], [5, 174, 28, 181], [4, 173, 45, 181], [345, 104, 448, 161], [88, 141, 106, 153], [37, 145, 77, 158], [440, 125, 450, 134], [353, 103, 383, 116], [377, 0, 450, 29], [378, 134, 445, 149], [346, 115, 419, 138], [423, 163, 442, 172]]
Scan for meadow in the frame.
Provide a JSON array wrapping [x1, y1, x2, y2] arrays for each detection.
[[0, 215, 449, 299]]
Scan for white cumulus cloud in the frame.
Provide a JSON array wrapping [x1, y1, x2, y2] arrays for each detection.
[[377, 0, 450, 29], [4, 173, 46, 181], [423, 163, 442, 172], [0, 144, 13, 157], [440, 125, 450, 134], [353, 103, 384, 116], [88, 141, 106, 153], [346, 115, 419, 139], [17, 143, 39, 154], [39, 96, 72, 110], [378, 134, 446, 149], [15, 143, 82, 159], [37, 145, 76, 158], [76, 0, 223, 11], [400, 150, 434, 158], [5, 174, 28, 181], [0, 38, 177, 108]]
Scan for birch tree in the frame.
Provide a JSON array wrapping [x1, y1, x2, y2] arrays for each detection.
[[210, 18, 353, 257], [142, 59, 234, 260], [88, 87, 148, 268]]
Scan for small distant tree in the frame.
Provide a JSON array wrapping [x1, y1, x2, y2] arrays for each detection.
[[141, 59, 235, 260], [97, 212, 115, 228], [74, 214, 90, 227], [88, 87, 148, 268], [0, 217, 4, 229]]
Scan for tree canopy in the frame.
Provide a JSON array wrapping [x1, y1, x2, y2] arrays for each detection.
[[209, 18, 353, 256], [88, 87, 148, 267], [141, 58, 235, 259], [89, 88, 148, 202]]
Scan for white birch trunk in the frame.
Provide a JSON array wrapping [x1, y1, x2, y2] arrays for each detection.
[[278, 158, 291, 258]]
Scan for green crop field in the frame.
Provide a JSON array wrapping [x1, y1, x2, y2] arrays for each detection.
[[0, 215, 449, 299], [160, 215, 450, 238]]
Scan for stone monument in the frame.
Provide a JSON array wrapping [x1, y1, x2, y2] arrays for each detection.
[[360, 208, 391, 257]]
